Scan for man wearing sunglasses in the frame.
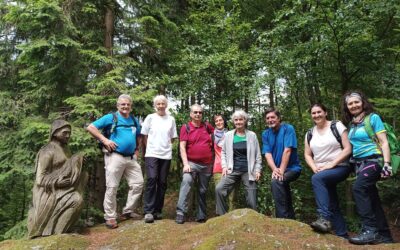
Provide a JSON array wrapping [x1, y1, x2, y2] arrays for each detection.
[[175, 104, 214, 224]]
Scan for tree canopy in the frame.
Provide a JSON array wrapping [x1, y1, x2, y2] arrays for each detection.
[[0, 0, 399, 240]]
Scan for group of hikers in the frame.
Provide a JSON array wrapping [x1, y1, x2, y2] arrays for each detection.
[[86, 90, 394, 245]]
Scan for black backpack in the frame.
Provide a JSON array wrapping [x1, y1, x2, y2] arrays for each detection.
[[98, 112, 139, 149], [177, 121, 213, 162], [306, 120, 343, 149]]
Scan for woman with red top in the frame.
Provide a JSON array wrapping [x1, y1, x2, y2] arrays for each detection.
[[212, 115, 237, 210]]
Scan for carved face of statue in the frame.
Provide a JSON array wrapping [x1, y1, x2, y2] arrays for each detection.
[[53, 126, 71, 145]]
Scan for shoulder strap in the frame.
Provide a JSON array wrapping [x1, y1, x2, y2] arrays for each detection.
[[330, 120, 343, 149], [130, 114, 138, 128], [306, 128, 313, 146], [364, 114, 379, 143], [185, 123, 190, 134], [110, 112, 118, 134], [205, 121, 212, 134]]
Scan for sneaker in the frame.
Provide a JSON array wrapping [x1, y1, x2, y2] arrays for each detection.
[[119, 212, 142, 221], [105, 218, 118, 229], [310, 217, 332, 233], [349, 229, 379, 245], [144, 213, 154, 223], [175, 214, 185, 224], [153, 212, 163, 220]]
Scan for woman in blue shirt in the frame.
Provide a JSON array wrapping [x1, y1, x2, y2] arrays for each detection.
[[341, 90, 393, 245]]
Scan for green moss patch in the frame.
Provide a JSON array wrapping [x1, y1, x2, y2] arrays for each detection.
[[0, 234, 89, 250]]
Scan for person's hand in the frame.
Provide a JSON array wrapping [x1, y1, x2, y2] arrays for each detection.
[[272, 167, 283, 181], [183, 164, 191, 173], [255, 172, 261, 181], [381, 163, 392, 179], [134, 150, 139, 160], [318, 162, 334, 172], [103, 138, 117, 152], [311, 166, 319, 174], [222, 168, 228, 177]]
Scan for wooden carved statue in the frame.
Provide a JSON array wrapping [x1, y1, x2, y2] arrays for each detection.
[[27, 120, 88, 238]]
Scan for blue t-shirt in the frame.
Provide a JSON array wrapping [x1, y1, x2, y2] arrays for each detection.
[[93, 112, 141, 155], [261, 123, 302, 173], [348, 113, 385, 158]]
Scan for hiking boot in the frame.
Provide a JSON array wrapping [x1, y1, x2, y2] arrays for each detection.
[[310, 217, 331, 233], [144, 213, 154, 223], [175, 214, 185, 224], [153, 212, 163, 220], [349, 229, 379, 245], [105, 218, 118, 229]]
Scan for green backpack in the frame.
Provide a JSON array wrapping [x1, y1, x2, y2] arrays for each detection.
[[364, 114, 400, 174]]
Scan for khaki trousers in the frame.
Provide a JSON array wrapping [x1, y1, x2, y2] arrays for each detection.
[[103, 153, 144, 220]]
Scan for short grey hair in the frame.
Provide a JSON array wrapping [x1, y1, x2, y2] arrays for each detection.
[[153, 95, 168, 107], [190, 104, 203, 113], [231, 110, 248, 123], [117, 94, 132, 104]]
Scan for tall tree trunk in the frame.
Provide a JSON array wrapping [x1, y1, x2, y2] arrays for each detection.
[[20, 174, 26, 220], [159, 85, 166, 95], [244, 96, 249, 113], [269, 81, 275, 107], [104, 2, 115, 71]]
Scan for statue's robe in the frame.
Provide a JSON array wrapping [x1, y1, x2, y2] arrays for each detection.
[[27, 141, 87, 238]]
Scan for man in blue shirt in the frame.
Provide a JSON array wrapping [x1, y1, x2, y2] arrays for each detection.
[[87, 94, 143, 229], [262, 108, 302, 219]]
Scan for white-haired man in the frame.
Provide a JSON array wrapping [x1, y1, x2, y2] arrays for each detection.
[[87, 94, 144, 229], [141, 95, 177, 223]]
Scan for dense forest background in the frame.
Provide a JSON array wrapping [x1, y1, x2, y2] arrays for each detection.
[[0, 0, 399, 241]]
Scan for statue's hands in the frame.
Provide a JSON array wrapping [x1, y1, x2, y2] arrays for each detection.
[[57, 178, 71, 188], [103, 139, 117, 152]]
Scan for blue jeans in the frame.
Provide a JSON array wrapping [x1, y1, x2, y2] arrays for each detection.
[[312, 165, 351, 236], [271, 170, 300, 219], [176, 162, 212, 220]]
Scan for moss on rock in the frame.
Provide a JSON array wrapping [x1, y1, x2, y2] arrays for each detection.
[[0, 234, 89, 250], [1, 209, 399, 249]]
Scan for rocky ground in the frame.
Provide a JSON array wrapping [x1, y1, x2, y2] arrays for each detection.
[[1, 209, 399, 250]]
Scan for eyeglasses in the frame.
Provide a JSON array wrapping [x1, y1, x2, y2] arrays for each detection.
[[192, 111, 203, 114]]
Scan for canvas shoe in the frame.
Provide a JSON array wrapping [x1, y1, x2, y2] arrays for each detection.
[[144, 213, 154, 223]]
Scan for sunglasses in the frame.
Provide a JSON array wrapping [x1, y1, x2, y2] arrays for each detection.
[[192, 111, 203, 114]]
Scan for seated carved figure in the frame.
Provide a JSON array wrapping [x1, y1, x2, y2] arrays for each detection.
[[28, 120, 87, 238]]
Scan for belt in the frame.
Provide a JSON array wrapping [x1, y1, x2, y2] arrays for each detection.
[[354, 154, 382, 162], [114, 151, 135, 159]]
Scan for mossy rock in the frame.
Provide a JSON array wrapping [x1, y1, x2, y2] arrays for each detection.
[[1, 209, 399, 249], [0, 234, 89, 250]]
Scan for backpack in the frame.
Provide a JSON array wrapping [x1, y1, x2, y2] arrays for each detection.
[[306, 120, 343, 149], [98, 112, 139, 149], [364, 114, 400, 174], [177, 121, 213, 162]]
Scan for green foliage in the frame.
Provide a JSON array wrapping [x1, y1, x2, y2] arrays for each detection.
[[0, 0, 400, 241], [3, 219, 27, 240]]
